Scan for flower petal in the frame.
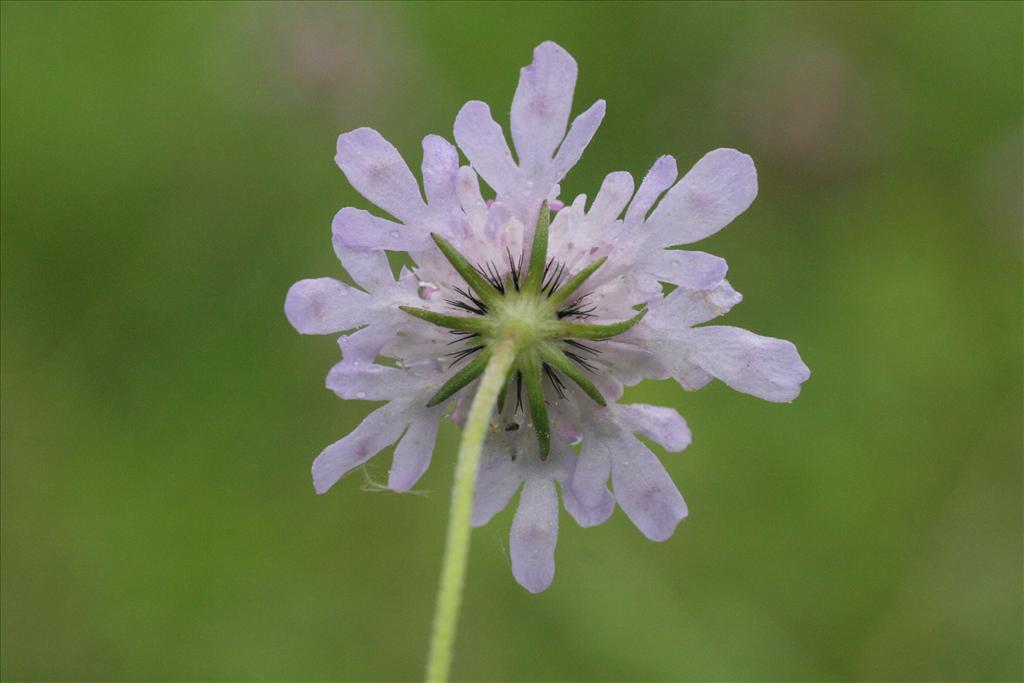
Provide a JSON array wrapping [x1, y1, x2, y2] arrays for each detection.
[[589, 171, 635, 224], [421, 134, 460, 208], [510, 41, 578, 176], [472, 447, 522, 527], [388, 411, 442, 492], [615, 404, 692, 452], [335, 128, 426, 223], [558, 449, 614, 528], [626, 155, 678, 226], [590, 371, 624, 403], [611, 441, 688, 541], [674, 362, 714, 392], [688, 326, 810, 402], [326, 361, 406, 401], [599, 341, 671, 386], [331, 246, 395, 293], [561, 480, 614, 528], [585, 270, 662, 318], [639, 249, 728, 290], [311, 404, 408, 494], [647, 279, 743, 328], [573, 436, 613, 511], [453, 101, 519, 196], [337, 321, 404, 366], [332, 207, 431, 253], [510, 478, 559, 593], [549, 99, 605, 185], [284, 278, 372, 334], [646, 148, 757, 245], [456, 166, 488, 223]]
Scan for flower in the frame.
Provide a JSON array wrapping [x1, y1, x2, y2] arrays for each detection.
[[285, 41, 809, 592]]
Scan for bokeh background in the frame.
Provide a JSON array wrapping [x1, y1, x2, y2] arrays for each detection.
[[2, 1, 1021, 681]]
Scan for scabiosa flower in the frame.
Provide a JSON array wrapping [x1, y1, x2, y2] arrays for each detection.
[[285, 41, 810, 595]]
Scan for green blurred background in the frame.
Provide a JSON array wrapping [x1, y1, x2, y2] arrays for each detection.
[[2, 1, 1021, 680]]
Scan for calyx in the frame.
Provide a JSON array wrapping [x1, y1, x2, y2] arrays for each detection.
[[401, 203, 645, 458]]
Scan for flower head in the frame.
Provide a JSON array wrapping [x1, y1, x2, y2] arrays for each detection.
[[286, 41, 809, 592]]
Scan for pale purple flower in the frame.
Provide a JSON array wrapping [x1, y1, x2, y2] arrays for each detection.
[[285, 41, 810, 592]]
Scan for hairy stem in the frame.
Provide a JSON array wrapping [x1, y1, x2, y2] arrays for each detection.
[[426, 334, 519, 682]]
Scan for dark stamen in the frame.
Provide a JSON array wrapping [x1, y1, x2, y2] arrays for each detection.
[[445, 345, 484, 368], [543, 363, 567, 399], [475, 260, 506, 295], [446, 331, 479, 346], [515, 371, 523, 413], [447, 285, 488, 316], [542, 261, 568, 295], [565, 339, 601, 356], [446, 298, 485, 316], [506, 247, 523, 291], [489, 261, 506, 294], [558, 293, 596, 320], [565, 350, 599, 372]]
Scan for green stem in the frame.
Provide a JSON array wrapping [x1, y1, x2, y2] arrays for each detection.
[[426, 334, 519, 682]]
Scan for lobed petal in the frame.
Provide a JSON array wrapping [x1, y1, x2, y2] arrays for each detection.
[[456, 166, 487, 223], [284, 278, 372, 334], [639, 249, 728, 291], [453, 101, 519, 197], [674, 362, 714, 392], [388, 411, 443, 492], [511, 41, 578, 176], [561, 480, 614, 528], [573, 436, 614, 511], [611, 441, 688, 542], [472, 438, 522, 526], [332, 207, 430, 253], [558, 447, 615, 528], [312, 404, 408, 494], [615, 404, 692, 452], [688, 326, 810, 402], [647, 279, 743, 328], [626, 155, 678, 226], [336, 322, 404, 366], [599, 340, 671, 386], [548, 99, 606, 186], [335, 128, 427, 223], [326, 361, 406, 401], [646, 148, 757, 246], [421, 134, 460, 209], [589, 371, 625, 403], [510, 478, 559, 593], [584, 271, 661, 319], [331, 247, 395, 294], [589, 171, 635, 224]]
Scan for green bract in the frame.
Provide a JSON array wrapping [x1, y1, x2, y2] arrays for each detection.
[[400, 203, 645, 459]]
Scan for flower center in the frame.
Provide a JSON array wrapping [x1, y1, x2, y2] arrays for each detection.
[[490, 292, 558, 347], [400, 203, 645, 459]]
